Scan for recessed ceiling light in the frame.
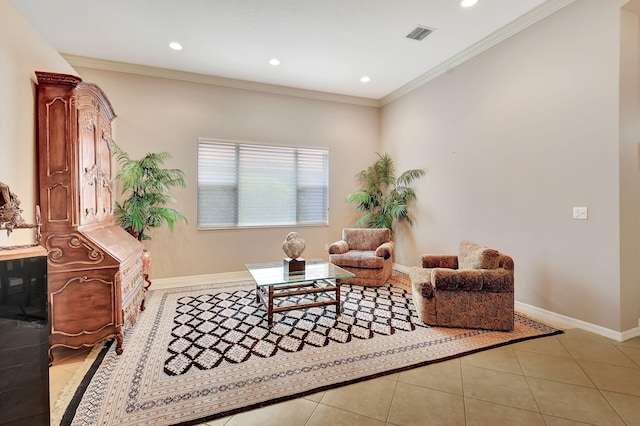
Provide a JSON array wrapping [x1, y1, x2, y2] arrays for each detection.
[[360, 76, 371, 83], [169, 42, 183, 50], [461, 0, 478, 7], [269, 58, 281, 66]]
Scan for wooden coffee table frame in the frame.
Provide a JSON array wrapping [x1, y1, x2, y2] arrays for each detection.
[[245, 259, 355, 327], [255, 279, 340, 327]]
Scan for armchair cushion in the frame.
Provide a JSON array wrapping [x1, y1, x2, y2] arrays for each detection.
[[458, 240, 500, 269], [330, 250, 386, 269], [328, 240, 349, 255], [342, 228, 391, 251]]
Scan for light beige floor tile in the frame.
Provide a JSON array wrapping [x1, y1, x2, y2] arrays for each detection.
[[50, 346, 92, 366], [558, 337, 636, 368], [461, 346, 523, 374], [307, 404, 386, 426], [461, 365, 539, 411], [48, 367, 75, 404], [303, 391, 326, 402], [510, 335, 571, 358], [560, 329, 611, 344], [464, 397, 545, 426], [542, 415, 594, 426], [514, 350, 594, 387], [381, 372, 400, 382], [397, 359, 462, 395], [616, 345, 640, 367], [52, 353, 92, 375], [527, 377, 625, 426], [224, 398, 317, 426], [611, 335, 640, 348], [601, 390, 640, 426], [320, 376, 396, 421], [578, 360, 640, 396], [203, 416, 232, 425], [387, 382, 464, 426]]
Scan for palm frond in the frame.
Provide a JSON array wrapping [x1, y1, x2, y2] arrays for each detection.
[[112, 142, 187, 241], [346, 152, 424, 234]]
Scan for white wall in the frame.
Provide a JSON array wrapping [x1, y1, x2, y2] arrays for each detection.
[[380, 0, 628, 331], [0, 0, 77, 247], [73, 67, 378, 279]]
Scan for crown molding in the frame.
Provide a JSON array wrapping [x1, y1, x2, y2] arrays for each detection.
[[381, 0, 576, 106], [64, 0, 574, 109], [62, 53, 382, 108]]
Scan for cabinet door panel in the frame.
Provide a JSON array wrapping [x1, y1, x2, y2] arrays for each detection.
[[49, 273, 116, 335], [78, 105, 100, 225]]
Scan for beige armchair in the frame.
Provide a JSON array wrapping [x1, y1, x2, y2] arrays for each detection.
[[409, 240, 514, 331], [328, 228, 394, 286]]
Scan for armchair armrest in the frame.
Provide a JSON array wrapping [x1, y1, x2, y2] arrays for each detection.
[[328, 240, 349, 254], [432, 268, 513, 292], [420, 255, 458, 269], [432, 268, 483, 291], [375, 241, 394, 259], [478, 268, 514, 292]]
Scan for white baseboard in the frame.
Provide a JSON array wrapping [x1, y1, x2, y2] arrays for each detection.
[[152, 271, 251, 290], [152, 268, 640, 342], [393, 263, 412, 274], [515, 301, 640, 342]]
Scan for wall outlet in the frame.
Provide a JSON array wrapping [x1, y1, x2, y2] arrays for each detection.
[[324, 244, 329, 251], [572, 207, 588, 220]]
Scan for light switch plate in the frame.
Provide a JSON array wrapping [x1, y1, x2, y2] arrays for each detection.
[[573, 207, 588, 220]]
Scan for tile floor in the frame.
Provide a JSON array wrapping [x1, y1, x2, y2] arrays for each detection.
[[50, 328, 640, 426]]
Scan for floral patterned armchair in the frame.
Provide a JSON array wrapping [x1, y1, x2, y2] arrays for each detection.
[[328, 228, 394, 286], [409, 240, 514, 331]]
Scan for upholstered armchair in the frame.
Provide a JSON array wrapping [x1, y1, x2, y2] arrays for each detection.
[[409, 240, 514, 331], [328, 228, 394, 286]]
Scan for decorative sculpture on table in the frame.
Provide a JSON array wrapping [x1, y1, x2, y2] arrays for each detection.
[[282, 231, 306, 274], [0, 181, 42, 249]]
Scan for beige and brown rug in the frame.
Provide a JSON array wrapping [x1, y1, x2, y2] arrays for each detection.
[[59, 273, 561, 425]]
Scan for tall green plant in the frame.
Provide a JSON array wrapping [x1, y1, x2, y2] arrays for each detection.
[[346, 153, 424, 234], [112, 142, 187, 241]]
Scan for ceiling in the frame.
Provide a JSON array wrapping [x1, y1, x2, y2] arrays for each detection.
[[12, 0, 573, 102]]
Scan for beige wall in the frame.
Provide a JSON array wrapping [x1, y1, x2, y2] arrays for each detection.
[[73, 67, 379, 278], [3, 0, 639, 333], [0, 0, 77, 247], [620, 5, 640, 331], [380, 0, 631, 331]]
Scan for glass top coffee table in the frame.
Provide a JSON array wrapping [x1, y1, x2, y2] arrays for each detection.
[[245, 259, 355, 327]]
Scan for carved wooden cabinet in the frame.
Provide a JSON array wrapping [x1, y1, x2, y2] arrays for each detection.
[[35, 71, 145, 360]]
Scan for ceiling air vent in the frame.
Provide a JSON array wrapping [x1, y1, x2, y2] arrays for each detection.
[[406, 26, 434, 41]]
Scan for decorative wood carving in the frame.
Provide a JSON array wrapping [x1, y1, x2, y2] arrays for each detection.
[[0, 181, 42, 249]]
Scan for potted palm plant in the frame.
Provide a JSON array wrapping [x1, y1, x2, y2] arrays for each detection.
[[111, 142, 188, 276], [346, 152, 424, 234]]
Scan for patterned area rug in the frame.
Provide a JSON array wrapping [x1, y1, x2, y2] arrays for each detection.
[[61, 272, 561, 426]]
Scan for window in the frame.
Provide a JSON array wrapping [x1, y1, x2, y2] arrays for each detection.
[[198, 139, 329, 228]]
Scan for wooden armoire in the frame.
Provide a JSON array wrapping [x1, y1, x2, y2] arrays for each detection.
[[35, 71, 145, 361]]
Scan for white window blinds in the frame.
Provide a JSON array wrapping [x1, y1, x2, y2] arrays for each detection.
[[198, 140, 329, 228]]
